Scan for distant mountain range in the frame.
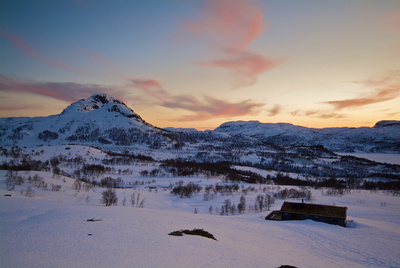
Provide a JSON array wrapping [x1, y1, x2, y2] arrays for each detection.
[[1, 93, 399, 153], [213, 120, 400, 153]]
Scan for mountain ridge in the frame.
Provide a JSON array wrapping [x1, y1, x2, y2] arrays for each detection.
[[0, 94, 399, 153], [214, 120, 400, 153]]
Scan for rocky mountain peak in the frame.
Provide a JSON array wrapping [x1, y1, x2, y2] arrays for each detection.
[[87, 93, 124, 106], [373, 120, 400, 128], [61, 93, 128, 114]]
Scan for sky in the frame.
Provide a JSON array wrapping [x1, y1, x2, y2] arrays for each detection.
[[1, 0, 399, 130]]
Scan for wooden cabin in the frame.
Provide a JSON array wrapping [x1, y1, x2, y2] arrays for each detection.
[[265, 201, 347, 227]]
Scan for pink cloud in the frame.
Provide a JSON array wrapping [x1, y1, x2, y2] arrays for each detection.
[[80, 49, 113, 67], [175, 96, 264, 122], [0, 29, 85, 73], [79, 49, 122, 74], [168, 95, 262, 115], [179, 0, 281, 88], [195, 50, 283, 88], [291, 109, 346, 119], [324, 70, 400, 110], [325, 88, 400, 110], [0, 74, 63, 100], [129, 79, 170, 101], [267, 104, 282, 116], [0, 74, 121, 103], [0, 105, 38, 112], [129, 77, 263, 121], [180, 0, 266, 50]]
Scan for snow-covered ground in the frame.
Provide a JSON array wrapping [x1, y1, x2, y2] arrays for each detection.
[[1, 146, 400, 267], [336, 152, 400, 165]]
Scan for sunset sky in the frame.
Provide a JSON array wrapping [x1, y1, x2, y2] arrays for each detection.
[[1, 0, 399, 130]]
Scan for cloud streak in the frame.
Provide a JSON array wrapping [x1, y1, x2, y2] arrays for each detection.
[[267, 104, 282, 116], [195, 50, 283, 88], [180, 0, 265, 50], [129, 79, 170, 101], [324, 70, 400, 110], [325, 88, 400, 110], [0, 74, 121, 103], [0, 104, 38, 112], [0, 29, 85, 73], [179, 0, 281, 88], [129, 77, 263, 121], [291, 109, 346, 120], [80, 49, 114, 67]]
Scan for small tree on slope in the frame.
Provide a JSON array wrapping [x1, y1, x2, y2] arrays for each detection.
[[101, 188, 118, 206]]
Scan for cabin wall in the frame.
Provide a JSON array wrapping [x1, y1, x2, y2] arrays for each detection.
[[281, 212, 346, 227]]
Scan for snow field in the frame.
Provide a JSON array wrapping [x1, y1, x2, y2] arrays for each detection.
[[1, 189, 399, 267], [1, 145, 400, 267]]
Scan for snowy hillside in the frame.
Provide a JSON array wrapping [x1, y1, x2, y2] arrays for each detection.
[[214, 120, 400, 153], [0, 145, 399, 267]]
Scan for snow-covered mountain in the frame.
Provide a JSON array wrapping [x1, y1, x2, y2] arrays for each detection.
[[0, 93, 399, 153], [214, 120, 400, 153], [0, 94, 166, 148]]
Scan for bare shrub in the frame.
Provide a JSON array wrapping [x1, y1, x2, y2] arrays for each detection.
[[5, 176, 15, 191], [171, 181, 202, 198], [273, 188, 312, 201], [51, 184, 62, 191], [130, 192, 136, 207], [25, 186, 35, 197], [237, 195, 246, 214], [222, 199, 232, 215], [130, 192, 145, 208], [73, 180, 82, 191], [322, 188, 350, 197], [101, 188, 118, 206], [5, 171, 25, 190], [138, 197, 145, 208], [32, 174, 47, 189]]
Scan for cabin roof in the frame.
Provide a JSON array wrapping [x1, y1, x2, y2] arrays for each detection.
[[281, 202, 347, 219]]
